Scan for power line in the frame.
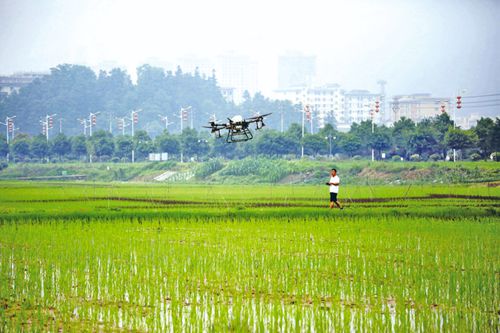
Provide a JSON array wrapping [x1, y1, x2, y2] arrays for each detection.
[[459, 103, 500, 109], [462, 99, 500, 104], [462, 93, 500, 99]]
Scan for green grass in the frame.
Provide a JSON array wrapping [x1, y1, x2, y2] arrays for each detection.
[[0, 182, 498, 331]]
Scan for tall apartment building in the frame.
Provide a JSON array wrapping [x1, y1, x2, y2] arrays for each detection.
[[175, 54, 258, 103], [278, 53, 316, 89], [391, 94, 451, 123]]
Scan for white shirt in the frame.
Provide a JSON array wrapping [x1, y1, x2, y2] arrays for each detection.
[[329, 175, 340, 193]]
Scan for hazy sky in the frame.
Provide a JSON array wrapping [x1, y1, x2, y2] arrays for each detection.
[[1, 0, 499, 105]]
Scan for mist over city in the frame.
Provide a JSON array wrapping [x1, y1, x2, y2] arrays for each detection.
[[1, 0, 499, 102]]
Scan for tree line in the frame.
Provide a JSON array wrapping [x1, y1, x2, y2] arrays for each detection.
[[0, 113, 498, 163], [0, 64, 296, 137]]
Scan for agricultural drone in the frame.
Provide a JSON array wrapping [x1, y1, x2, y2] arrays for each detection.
[[203, 113, 272, 143]]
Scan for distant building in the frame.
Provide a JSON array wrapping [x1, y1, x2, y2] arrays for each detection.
[[214, 54, 259, 103], [274, 85, 343, 131], [343, 90, 381, 131], [0, 72, 48, 96], [455, 113, 483, 129], [175, 54, 258, 104], [391, 94, 451, 123], [278, 53, 316, 89], [274, 85, 381, 132]]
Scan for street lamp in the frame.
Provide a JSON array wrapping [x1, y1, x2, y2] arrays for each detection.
[[325, 135, 336, 159]]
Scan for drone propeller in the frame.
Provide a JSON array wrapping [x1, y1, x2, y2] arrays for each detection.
[[248, 112, 272, 120]]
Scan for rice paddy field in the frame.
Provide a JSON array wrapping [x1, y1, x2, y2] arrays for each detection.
[[0, 181, 499, 331]]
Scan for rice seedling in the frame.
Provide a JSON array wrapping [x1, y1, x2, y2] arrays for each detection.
[[0, 182, 498, 331]]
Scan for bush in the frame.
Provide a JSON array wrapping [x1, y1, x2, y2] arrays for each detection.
[[491, 152, 500, 162], [220, 158, 291, 182], [391, 155, 402, 162], [469, 153, 481, 161], [100, 155, 110, 162], [195, 159, 224, 179], [409, 154, 421, 162], [429, 153, 441, 161], [351, 155, 363, 160], [0, 161, 8, 171], [111, 157, 120, 163]]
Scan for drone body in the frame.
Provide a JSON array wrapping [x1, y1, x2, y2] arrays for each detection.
[[204, 113, 271, 143]]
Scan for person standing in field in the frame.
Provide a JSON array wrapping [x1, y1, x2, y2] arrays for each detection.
[[326, 168, 343, 209]]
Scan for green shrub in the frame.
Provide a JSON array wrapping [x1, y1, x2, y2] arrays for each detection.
[[195, 159, 224, 179], [410, 154, 421, 162], [469, 153, 481, 161], [391, 155, 402, 162], [429, 153, 441, 161]]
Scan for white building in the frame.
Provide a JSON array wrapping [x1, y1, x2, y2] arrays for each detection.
[[214, 54, 258, 103], [343, 90, 382, 131], [175, 54, 258, 104], [391, 94, 451, 123], [274, 85, 381, 132]]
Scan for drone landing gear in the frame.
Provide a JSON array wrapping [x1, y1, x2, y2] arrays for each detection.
[[226, 128, 253, 143]]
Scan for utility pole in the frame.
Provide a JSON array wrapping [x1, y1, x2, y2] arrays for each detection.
[[453, 89, 466, 162], [158, 114, 173, 131], [179, 106, 191, 132], [59, 118, 64, 134], [301, 105, 306, 158], [108, 113, 113, 133], [0, 115, 15, 144], [77, 118, 89, 136], [40, 114, 56, 142], [128, 109, 141, 163], [88, 112, 100, 137], [116, 117, 130, 136]]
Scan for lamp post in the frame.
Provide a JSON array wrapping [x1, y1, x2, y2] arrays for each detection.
[[325, 135, 336, 159], [158, 114, 173, 131]]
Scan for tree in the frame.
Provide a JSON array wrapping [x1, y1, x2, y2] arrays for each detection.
[[408, 127, 438, 157], [255, 130, 298, 156], [350, 120, 374, 153], [302, 134, 328, 156], [338, 133, 362, 157], [30, 135, 49, 159], [0, 136, 8, 158], [155, 131, 180, 155], [114, 135, 134, 159], [445, 128, 477, 151], [180, 128, 205, 159], [392, 117, 415, 158], [370, 127, 392, 158], [209, 135, 237, 159], [11, 135, 30, 161], [286, 123, 303, 144], [474, 117, 495, 157], [71, 135, 87, 158], [133, 130, 154, 160], [87, 130, 114, 159], [51, 133, 71, 159]]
